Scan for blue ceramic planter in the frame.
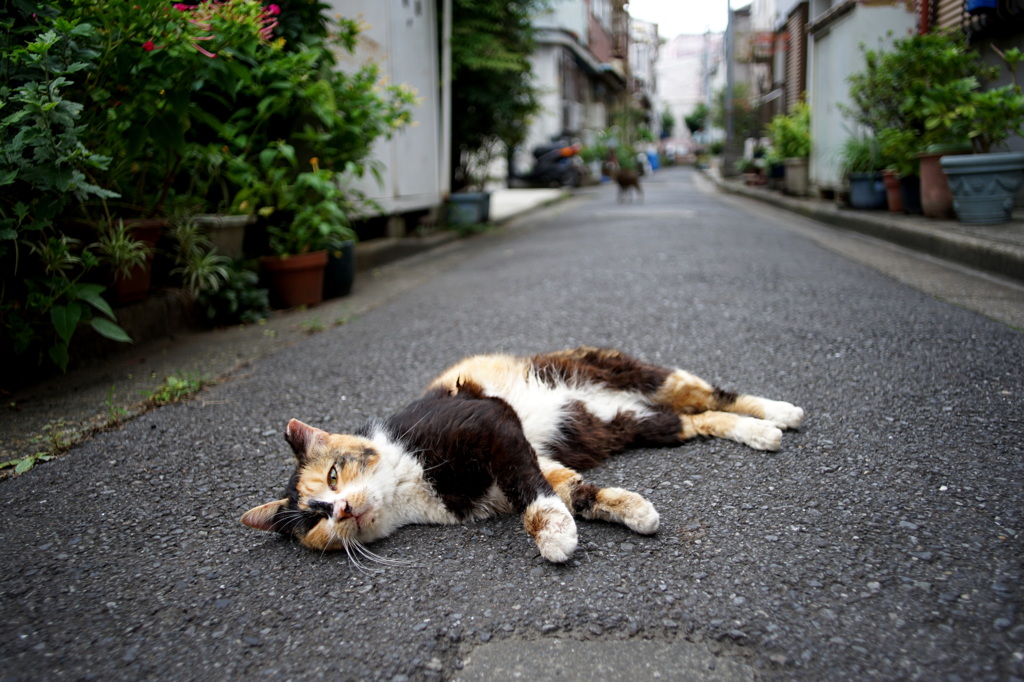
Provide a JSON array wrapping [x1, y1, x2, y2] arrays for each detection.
[[447, 192, 491, 226], [940, 152, 1024, 224], [848, 172, 887, 210]]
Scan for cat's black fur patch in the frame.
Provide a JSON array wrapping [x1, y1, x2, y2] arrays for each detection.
[[545, 401, 680, 471], [371, 385, 551, 518], [531, 348, 671, 394]]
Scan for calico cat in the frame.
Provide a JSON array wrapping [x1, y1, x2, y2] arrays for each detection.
[[241, 347, 803, 564]]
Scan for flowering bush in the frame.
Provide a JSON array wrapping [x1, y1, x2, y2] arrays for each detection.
[[0, 0, 413, 378]]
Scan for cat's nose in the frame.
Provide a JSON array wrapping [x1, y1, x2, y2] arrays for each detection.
[[334, 500, 353, 520]]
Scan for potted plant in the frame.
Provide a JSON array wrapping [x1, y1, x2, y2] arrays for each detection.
[[876, 128, 921, 213], [839, 136, 888, 210], [165, 217, 232, 304], [195, 260, 270, 327], [768, 103, 811, 196], [844, 33, 979, 219], [929, 46, 1024, 224], [735, 157, 764, 186], [763, 146, 786, 191], [230, 144, 356, 308], [94, 219, 159, 305]]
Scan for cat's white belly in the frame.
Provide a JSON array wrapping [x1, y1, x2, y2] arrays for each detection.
[[485, 374, 653, 454]]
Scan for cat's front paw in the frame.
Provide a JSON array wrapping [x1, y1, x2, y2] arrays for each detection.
[[761, 400, 804, 430], [524, 495, 578, 563], [594, 488, 660, 534]]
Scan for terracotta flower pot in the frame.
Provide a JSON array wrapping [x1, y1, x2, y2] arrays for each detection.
[[881, 170, 903, 213], [260, 250, 328, 308], [918, 146, 972, 219], [111, 218, 164, 305]]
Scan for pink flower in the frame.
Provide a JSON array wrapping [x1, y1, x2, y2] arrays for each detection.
[[142, 40, 156, 51], [173, 3, 194, 10], [266, 4, 281, 15], [191, 37, 218, 58]]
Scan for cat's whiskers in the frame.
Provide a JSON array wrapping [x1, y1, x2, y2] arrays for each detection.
[[340, 540, 383, 575], [348, 538, 417, 568]]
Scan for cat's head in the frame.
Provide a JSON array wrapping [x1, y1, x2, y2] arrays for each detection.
[[241, 419, 384, 551]]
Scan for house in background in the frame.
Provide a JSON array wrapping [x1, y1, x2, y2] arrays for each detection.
[[654, 33, 725, 152], [805, 1, 918, 194], [746, 0, 1023, 198], [629, 17, 660, 132], [517, 0, 630, 172]]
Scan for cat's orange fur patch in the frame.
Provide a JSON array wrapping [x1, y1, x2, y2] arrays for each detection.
[[730, 395, 770, 420], [594, 488, 640, 513], [429, 354, 527, 395], [654, 370, 717, 414]]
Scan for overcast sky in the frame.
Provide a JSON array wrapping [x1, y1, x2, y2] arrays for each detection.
[[627, 0, 737, 37]]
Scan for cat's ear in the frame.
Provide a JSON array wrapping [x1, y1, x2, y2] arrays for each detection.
[[240, 499, 288, 532], [284, 418, 327, 462]]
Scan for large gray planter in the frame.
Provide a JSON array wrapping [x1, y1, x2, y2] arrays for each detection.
[[784, 157, 808, 196], [193, 214, 253, 259], [940, 152, 1024, 225]]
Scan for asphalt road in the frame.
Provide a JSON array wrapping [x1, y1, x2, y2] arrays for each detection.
[[2, 167, 1022, 681]]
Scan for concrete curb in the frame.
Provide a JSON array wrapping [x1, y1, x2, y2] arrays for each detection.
[[713, 175, 1024, 284]]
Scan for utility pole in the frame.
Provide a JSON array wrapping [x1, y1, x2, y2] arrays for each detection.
[[722, 0, 740, 177]]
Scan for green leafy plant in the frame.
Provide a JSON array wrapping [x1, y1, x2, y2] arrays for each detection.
[[838, 135, 887, 176], [299, 317, 325, 334], [450, 0, 547, 191], [684, 102, 707, 138], [167, 217, 230, 298], [195, 259, 268, 326], [147, 372, 207, 406], [660, 108, 677, 138], [106, 384, 130, 424], [94, 219, 153, 278], [919, 45, 1024, 154], [845, 33, 1023, 166], [0, 419, 75, 475], [713, 82, 763, 140], [230, 143, 360, 256], [0, 451, 56, 475], [768, 103, 811, 159]]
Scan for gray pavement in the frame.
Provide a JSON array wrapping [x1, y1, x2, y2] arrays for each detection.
[[1, 166, 1023, 681]]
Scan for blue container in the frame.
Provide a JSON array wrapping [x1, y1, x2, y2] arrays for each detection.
[[447, 192, 491, 225], [849, 172, 887, 210], [966, 0, 998, 11]]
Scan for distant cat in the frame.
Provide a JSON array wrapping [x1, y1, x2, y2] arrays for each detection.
[[241, 347, 803, 564]]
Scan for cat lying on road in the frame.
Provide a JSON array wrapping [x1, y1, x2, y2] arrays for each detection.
[[241, 347, 804, 564]]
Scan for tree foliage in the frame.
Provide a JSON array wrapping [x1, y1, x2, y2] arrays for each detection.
[[684, 103, 708, 136], [450, 0, 547, 190]]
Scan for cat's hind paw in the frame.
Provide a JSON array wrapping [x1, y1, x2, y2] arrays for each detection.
[[732, 417, 783, 451], [524, 495, 578, 563]]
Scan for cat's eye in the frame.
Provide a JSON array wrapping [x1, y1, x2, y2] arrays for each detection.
[[327, 466, 338, 490]]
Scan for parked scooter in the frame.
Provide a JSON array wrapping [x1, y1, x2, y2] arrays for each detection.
[[521, 143, 584, 188]]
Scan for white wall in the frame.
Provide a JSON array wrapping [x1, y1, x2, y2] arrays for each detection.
[[536, 0, 588, 38], [808, 5, 915, 191], [327, 0, 443, 214]]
